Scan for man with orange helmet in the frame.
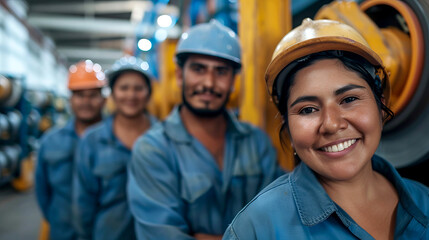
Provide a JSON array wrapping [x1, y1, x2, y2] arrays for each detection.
[[35, 60, 106, 240]]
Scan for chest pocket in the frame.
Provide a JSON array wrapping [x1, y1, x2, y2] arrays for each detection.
[[93, 157, 126, 177], [43, 149, 73, 165], [180, 173, 213, 230], [93, 151, 127, 190], [180, 173, 212, 203], [230, 160, 263, 199], [43, 149, 74, 187]]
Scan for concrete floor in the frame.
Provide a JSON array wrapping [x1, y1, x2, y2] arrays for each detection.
[[0, 185, 42, 240]]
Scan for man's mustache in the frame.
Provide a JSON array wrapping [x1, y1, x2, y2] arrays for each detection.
[[191, 87, 222, 98], [76, 105, 96, 110]]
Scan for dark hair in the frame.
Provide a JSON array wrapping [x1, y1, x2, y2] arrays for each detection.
[[277, 51, 394, 154], [175, 54, 188, 68], [176, 53, 241, 73], [109, 69, 152, 96]]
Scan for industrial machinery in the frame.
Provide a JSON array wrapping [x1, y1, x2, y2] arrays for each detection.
[[0, 74, 63, 191], [150, 0, 428, 184], [0, 74, 33, 190]]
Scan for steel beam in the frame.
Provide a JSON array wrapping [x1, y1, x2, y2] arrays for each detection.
[[28, 14, 138, 35], [29, 1, 179, 16], [57, 47, 124, 61], [238, 0, 293, 170], [30, 1, 153, 14], [28, 14, 182, 38]]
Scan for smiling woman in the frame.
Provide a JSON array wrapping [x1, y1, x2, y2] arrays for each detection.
[[287, 58, 385, 182], [72, 56, 158, 240], [223, 19, 429, 240]]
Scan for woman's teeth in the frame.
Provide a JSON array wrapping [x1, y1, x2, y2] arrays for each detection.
[[322, 139, 356, 153]]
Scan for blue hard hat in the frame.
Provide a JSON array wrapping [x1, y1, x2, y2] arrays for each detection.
[[106, 56, 153, 93], [175, 19, 241, 69]]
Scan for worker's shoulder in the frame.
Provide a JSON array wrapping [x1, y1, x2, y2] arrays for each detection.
[[80, 120, 106, 140], [235, 120, 265, 133], [134, 121, 170, 148], [231, 173, 293, 222], [234, 119, 272, 141], [40, 123, 73, 144], [38, 124, 78, 157], [402, 178, 429, 212]]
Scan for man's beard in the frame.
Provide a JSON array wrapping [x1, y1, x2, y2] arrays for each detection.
[[182, 83, 230, 118], [76, 112, 102, 125], [73, 106, 102, 124]]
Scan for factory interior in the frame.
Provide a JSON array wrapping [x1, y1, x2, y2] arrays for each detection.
[[0, 0, 428, 239]]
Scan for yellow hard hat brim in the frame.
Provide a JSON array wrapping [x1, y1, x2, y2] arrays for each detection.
[[265, 36, 390, 104]]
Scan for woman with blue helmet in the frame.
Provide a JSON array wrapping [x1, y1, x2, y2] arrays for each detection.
[[73, 56, 158, 240]]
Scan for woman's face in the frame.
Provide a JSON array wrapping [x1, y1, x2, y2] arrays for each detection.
[[112, 71, 150, 118], [286, 59, 383, 182]]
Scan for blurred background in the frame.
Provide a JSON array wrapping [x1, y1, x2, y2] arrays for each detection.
[[0, 0, 428, 239]]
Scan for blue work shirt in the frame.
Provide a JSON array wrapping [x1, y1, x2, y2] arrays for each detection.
[[35, 119, 78, 240], [224, 156, 429, 240], [127, 106, 284, 239], [73, 114, 157, 240]]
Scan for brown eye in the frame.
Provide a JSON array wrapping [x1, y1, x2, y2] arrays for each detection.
[[342, 96, 358, 104], [118, 84, 128, 91], [299, 107, 317, 115], [216, 67, 230, 76], [191, 65, 205, 73]]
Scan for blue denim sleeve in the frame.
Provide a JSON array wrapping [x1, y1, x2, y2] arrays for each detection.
[[73, 138, 99, 240], [127, 135, 194, 240], [223, 225, 241, 240], [35, 140, 51, 221], [256, 129, 285, 184]]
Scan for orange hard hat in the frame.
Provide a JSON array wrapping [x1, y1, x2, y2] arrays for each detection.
[[0, 75, 12, 102], [68, 60, 106, 90], [265, 18, 390, 108]]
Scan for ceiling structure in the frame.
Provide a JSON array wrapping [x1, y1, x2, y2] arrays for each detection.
[[22, 0, 338, 69], [24, 0, 181, 68]]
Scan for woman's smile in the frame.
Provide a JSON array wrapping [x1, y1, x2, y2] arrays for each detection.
[[320, 138, 357, 152], [288, 58, 383, 181]]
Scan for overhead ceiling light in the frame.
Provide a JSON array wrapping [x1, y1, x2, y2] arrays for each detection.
[[155, 29, 168, 42], [138, 39, 152, 51], [157, 15, 173, 28]]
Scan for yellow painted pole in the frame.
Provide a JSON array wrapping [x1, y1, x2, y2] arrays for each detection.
[[148, 39, 180, 120], [38, 219, 50, 240], [238, 0, 294, 170], [11, 154, 35, 191]]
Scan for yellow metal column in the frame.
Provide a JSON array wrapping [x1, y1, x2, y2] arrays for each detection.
[[238, 0, 294, 170], [38, 219, 50, 240], [148, 39, 180, 120]]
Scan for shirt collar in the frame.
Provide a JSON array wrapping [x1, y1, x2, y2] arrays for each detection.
[[164, 105, 251, 143], [290, 162, 338, 226], [372, 155, 429, 228], [97, 115, 115, 143], [291, 155, 429, 228], [64, 118, 79, 138], [98, 113, 157, 143]]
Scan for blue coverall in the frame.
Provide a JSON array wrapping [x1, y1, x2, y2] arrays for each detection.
[[73, 115, 157, 240], [224, 156, 429, 240], [35, 119, 78, 240], [127, 106, 284, 239]]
